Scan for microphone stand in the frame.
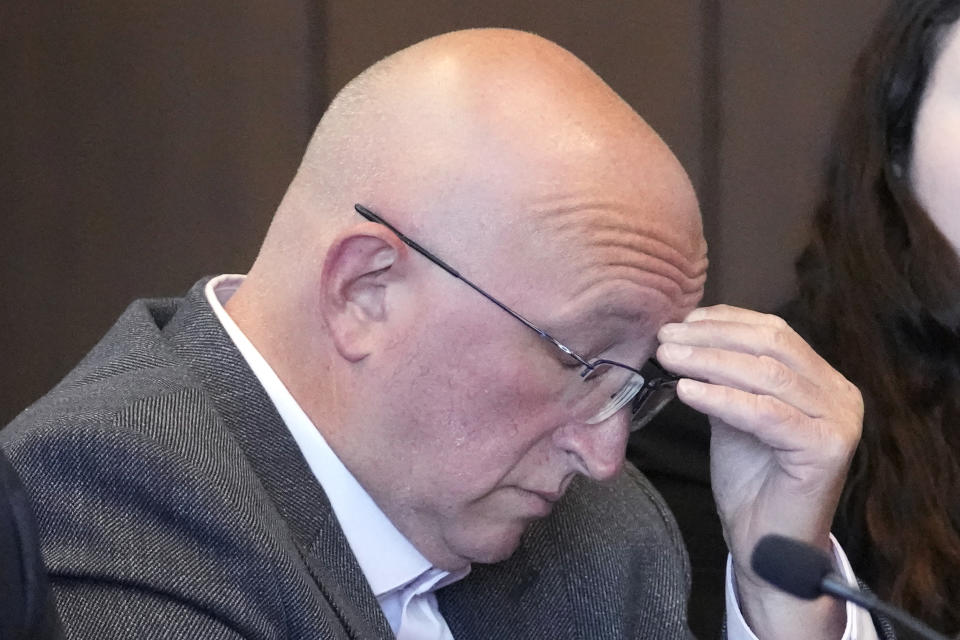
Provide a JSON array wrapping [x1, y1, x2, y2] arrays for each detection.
[[820, 574, 952, 640]]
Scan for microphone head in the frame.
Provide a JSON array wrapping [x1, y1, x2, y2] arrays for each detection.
[[750, 534, 833, 600]]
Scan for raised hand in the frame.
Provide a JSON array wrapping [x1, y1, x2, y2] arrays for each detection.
[[657, 305, 863, 639]]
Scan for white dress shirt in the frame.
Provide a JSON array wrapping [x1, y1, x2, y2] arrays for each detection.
[[206, 275, 466, 638], [725, 535, 879, 640], [205, 274, 877, 640]]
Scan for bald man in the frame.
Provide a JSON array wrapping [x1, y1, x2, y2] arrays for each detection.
[[3, 30, 881, 640]]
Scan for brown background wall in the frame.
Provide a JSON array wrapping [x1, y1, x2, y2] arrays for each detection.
[[2, 0, 888, 423]]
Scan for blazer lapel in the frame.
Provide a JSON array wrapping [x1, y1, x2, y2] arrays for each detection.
[[438, 475, 657, 640], [162, 279, 395, 640], [437, 511, 578, 640]]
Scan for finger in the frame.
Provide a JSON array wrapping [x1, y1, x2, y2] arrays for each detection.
[[658, 318, 831, 383], [683, 304, 786, 326], [674, 378, 811, 451], [678, 377, 861, 460], [657, 343, 826, 418]]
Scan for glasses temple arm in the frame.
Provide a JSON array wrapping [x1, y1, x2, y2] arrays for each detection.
[[354, 204, 593, 368]]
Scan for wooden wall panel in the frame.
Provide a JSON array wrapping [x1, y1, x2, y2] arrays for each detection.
[[713, 0, 890, 308], [0, 2, 321, 421]]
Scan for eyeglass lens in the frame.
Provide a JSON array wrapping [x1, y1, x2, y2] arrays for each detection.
[[630, 379, 678, 431], [564, 361, 678, 429], [563, 363, 641, 425]]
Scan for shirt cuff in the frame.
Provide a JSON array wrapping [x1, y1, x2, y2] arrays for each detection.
[[724, 533, 880, 640]]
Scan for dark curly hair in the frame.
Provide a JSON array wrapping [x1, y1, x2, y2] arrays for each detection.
[[796, 0, 960, 632]]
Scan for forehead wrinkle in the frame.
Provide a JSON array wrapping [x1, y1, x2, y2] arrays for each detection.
[[528, 200, 708, 306], [531, 199, 704, 266], [571, 264, 705, 312], [584, 230, 708, 289]]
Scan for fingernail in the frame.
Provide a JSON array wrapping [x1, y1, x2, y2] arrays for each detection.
[[678, 378, 703, 396]]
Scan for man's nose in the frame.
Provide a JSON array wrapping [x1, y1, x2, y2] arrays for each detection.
[[553, 411, 630, 481]]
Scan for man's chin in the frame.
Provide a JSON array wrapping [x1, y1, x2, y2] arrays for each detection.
[[455, 523, 527, 565], [472, 543, 520, 565]]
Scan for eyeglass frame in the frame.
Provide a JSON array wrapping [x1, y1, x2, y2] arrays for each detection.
[[353, 203, 679, 429]]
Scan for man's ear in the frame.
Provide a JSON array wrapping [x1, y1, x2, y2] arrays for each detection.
[[319, 227, 407, 362]]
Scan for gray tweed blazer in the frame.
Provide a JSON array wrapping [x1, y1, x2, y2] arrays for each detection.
[[1, 279, 694, 639]]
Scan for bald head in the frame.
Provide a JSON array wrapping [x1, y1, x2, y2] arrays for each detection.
[[253, 29, 707, 307], [228, 29, 710, 569]]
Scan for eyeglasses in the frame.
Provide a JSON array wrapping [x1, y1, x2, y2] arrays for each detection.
[[354, 204, 679, 430]]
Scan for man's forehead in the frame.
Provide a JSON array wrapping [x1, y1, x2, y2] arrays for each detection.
[[495, 196, 707, 313]]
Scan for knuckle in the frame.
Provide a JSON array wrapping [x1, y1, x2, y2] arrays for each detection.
[[758, 354, 793, 392], [818, 424, 856, 462], [846, 380, 864, 413], [765, 313, 790, 331], [754, 393, 791, 424], [833, 376, 864, 416], [700, 304, 731, 319], [761, 324, 792, 353]]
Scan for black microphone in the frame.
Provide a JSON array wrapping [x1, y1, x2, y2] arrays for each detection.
[[751, 534, 951, 640]]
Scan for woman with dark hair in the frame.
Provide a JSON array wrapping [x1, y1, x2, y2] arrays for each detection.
[[631, 1, 960, 635], [794, 0, 960, 632]]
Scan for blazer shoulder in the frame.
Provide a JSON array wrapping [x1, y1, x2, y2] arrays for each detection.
[[4, 295, 191, 438], [2, 384, 300, 637], [0, 294, 302, 637]]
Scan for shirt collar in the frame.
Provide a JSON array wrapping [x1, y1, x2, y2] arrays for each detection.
[[204, 274, 468, 596]]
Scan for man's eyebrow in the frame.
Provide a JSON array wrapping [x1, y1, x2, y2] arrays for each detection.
[[542, 307, 644, 360], [560, 300, 653, 330]]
